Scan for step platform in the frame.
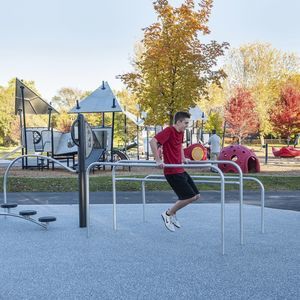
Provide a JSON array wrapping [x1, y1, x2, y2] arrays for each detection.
[[19, 210, 37, 217]]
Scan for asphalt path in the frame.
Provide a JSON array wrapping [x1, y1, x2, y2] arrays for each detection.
[[2, 190, 300, 211]]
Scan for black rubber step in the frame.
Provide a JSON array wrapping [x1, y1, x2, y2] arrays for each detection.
[[38, 216, 56, 223], [1, 203, 18, 209], [19, 210, 37, 216]]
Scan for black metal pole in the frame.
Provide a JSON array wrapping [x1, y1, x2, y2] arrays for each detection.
[[222, 121, 226, 148], [48, 107, 52, 130], [46, 108, 52, 169], [20, 85, 28, 168], [18, 109, 24, 169], [78, 114, 87, 227], [102, 112, 105, 127], [200, 113, 204, 142], [111, 112, 115, 162], [136, 123, 139, 160], [265, 143, 268, 164], [124, 109, 127, 153], [146, 126, 149, 160]]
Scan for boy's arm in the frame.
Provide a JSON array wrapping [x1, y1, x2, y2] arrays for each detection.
[[181, 145, 189, 163], [150, 137, 164, 167]]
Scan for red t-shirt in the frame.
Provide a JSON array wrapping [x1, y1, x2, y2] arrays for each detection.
[[154, 126, 184, 175]]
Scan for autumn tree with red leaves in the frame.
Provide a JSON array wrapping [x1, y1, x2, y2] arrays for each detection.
[[269, 85, 300, 140], [225, 88, 259, 144]]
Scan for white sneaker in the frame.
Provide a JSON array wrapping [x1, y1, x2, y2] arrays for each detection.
[[171, 214, 181, 228], [161, 211, 175, 232]]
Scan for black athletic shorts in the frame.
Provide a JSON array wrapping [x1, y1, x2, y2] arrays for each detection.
[[165, 172, 199, 200]]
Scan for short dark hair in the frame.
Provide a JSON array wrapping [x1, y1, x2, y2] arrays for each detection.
[[212, 129, 216, 134], [174, 111, 191, 124]]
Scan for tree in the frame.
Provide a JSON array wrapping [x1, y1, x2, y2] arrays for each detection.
[[204, 111, 223, 134], [116, 89, 141, 146], [51, 87, 91, 132], [269, 85, 300, 140], [120, 0, 229, 125], [223, 42, 300, 143], [225, 88, 259, 144], [52, 87, 90, 111]]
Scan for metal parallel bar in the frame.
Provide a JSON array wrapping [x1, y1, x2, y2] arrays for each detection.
[[3, 154, 76, 204], [112, 167, 117, 230], [86, 161, 226, 254], [115, 177, 239, 185], [86, 169, 90, 238], [239, 173, 244, 245], [207, 165, 225, 255], [244, 177, 265, 234], [118, 159, 245, 246], [142, 181, 146, 222], [142, 174, 264, 234]]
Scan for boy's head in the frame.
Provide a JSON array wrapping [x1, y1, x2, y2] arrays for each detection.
[[212, 129, 216, 134], [174, 111, 191, 132]]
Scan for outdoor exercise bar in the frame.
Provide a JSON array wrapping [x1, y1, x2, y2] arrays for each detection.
[[142, 174, 265, 234], [85, 161, 226, 255], [115, 159, 245, 244]]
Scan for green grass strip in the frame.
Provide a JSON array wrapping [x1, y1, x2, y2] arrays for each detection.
[[0, 175, 299, 192]]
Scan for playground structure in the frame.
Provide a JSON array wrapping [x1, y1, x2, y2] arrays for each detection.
[[272, 146, 300, 158], [16, 79, 130, 169], [218, 145, 260, 173], [15, 78, 212, 169], [183, 143, 208, 160]]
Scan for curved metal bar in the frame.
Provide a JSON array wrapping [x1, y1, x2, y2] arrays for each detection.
[[3, 154, 76, 204], [112, 166, 117, 230], [210, 164, 225, 255], [141, 181, 146, 223], [0, 212, 47, 229], [244, 176, 265, 234]]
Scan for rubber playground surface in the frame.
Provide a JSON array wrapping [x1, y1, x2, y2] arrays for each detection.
[[0, 203, 299, 299]]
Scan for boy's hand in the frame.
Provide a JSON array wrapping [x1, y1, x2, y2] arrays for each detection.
[[156, 160, 164, 168], [183, 158, 190, 164]]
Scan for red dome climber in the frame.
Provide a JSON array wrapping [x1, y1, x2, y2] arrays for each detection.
[[218, 145, 260, 173], [184, 143, 207, 161]]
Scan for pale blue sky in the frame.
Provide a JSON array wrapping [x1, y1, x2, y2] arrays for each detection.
[[0, 0, 299, 101]]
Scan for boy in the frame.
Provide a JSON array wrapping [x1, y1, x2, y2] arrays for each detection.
[[150, 111, 200, 232]]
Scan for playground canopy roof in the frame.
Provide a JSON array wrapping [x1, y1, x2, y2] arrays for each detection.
[[69, 81, 122, 114], [15, 78, 58, 115], [122, 109, 144, 126], [189, 106, 206, 121]]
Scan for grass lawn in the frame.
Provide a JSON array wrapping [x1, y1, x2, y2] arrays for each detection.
[[1, 174, 299, 192]]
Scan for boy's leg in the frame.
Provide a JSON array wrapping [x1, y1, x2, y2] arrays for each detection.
[[168, 194, 200, 215], [167, 172, 200, 215], [161, 172, 200, 231]]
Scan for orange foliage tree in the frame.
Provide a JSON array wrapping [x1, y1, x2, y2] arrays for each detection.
[[225, 88, 259, 144], [269, 85, 300, 140], [120, 0, 229, 125]]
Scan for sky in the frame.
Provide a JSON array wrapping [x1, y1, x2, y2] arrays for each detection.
[[0, 0, 299, 101]]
